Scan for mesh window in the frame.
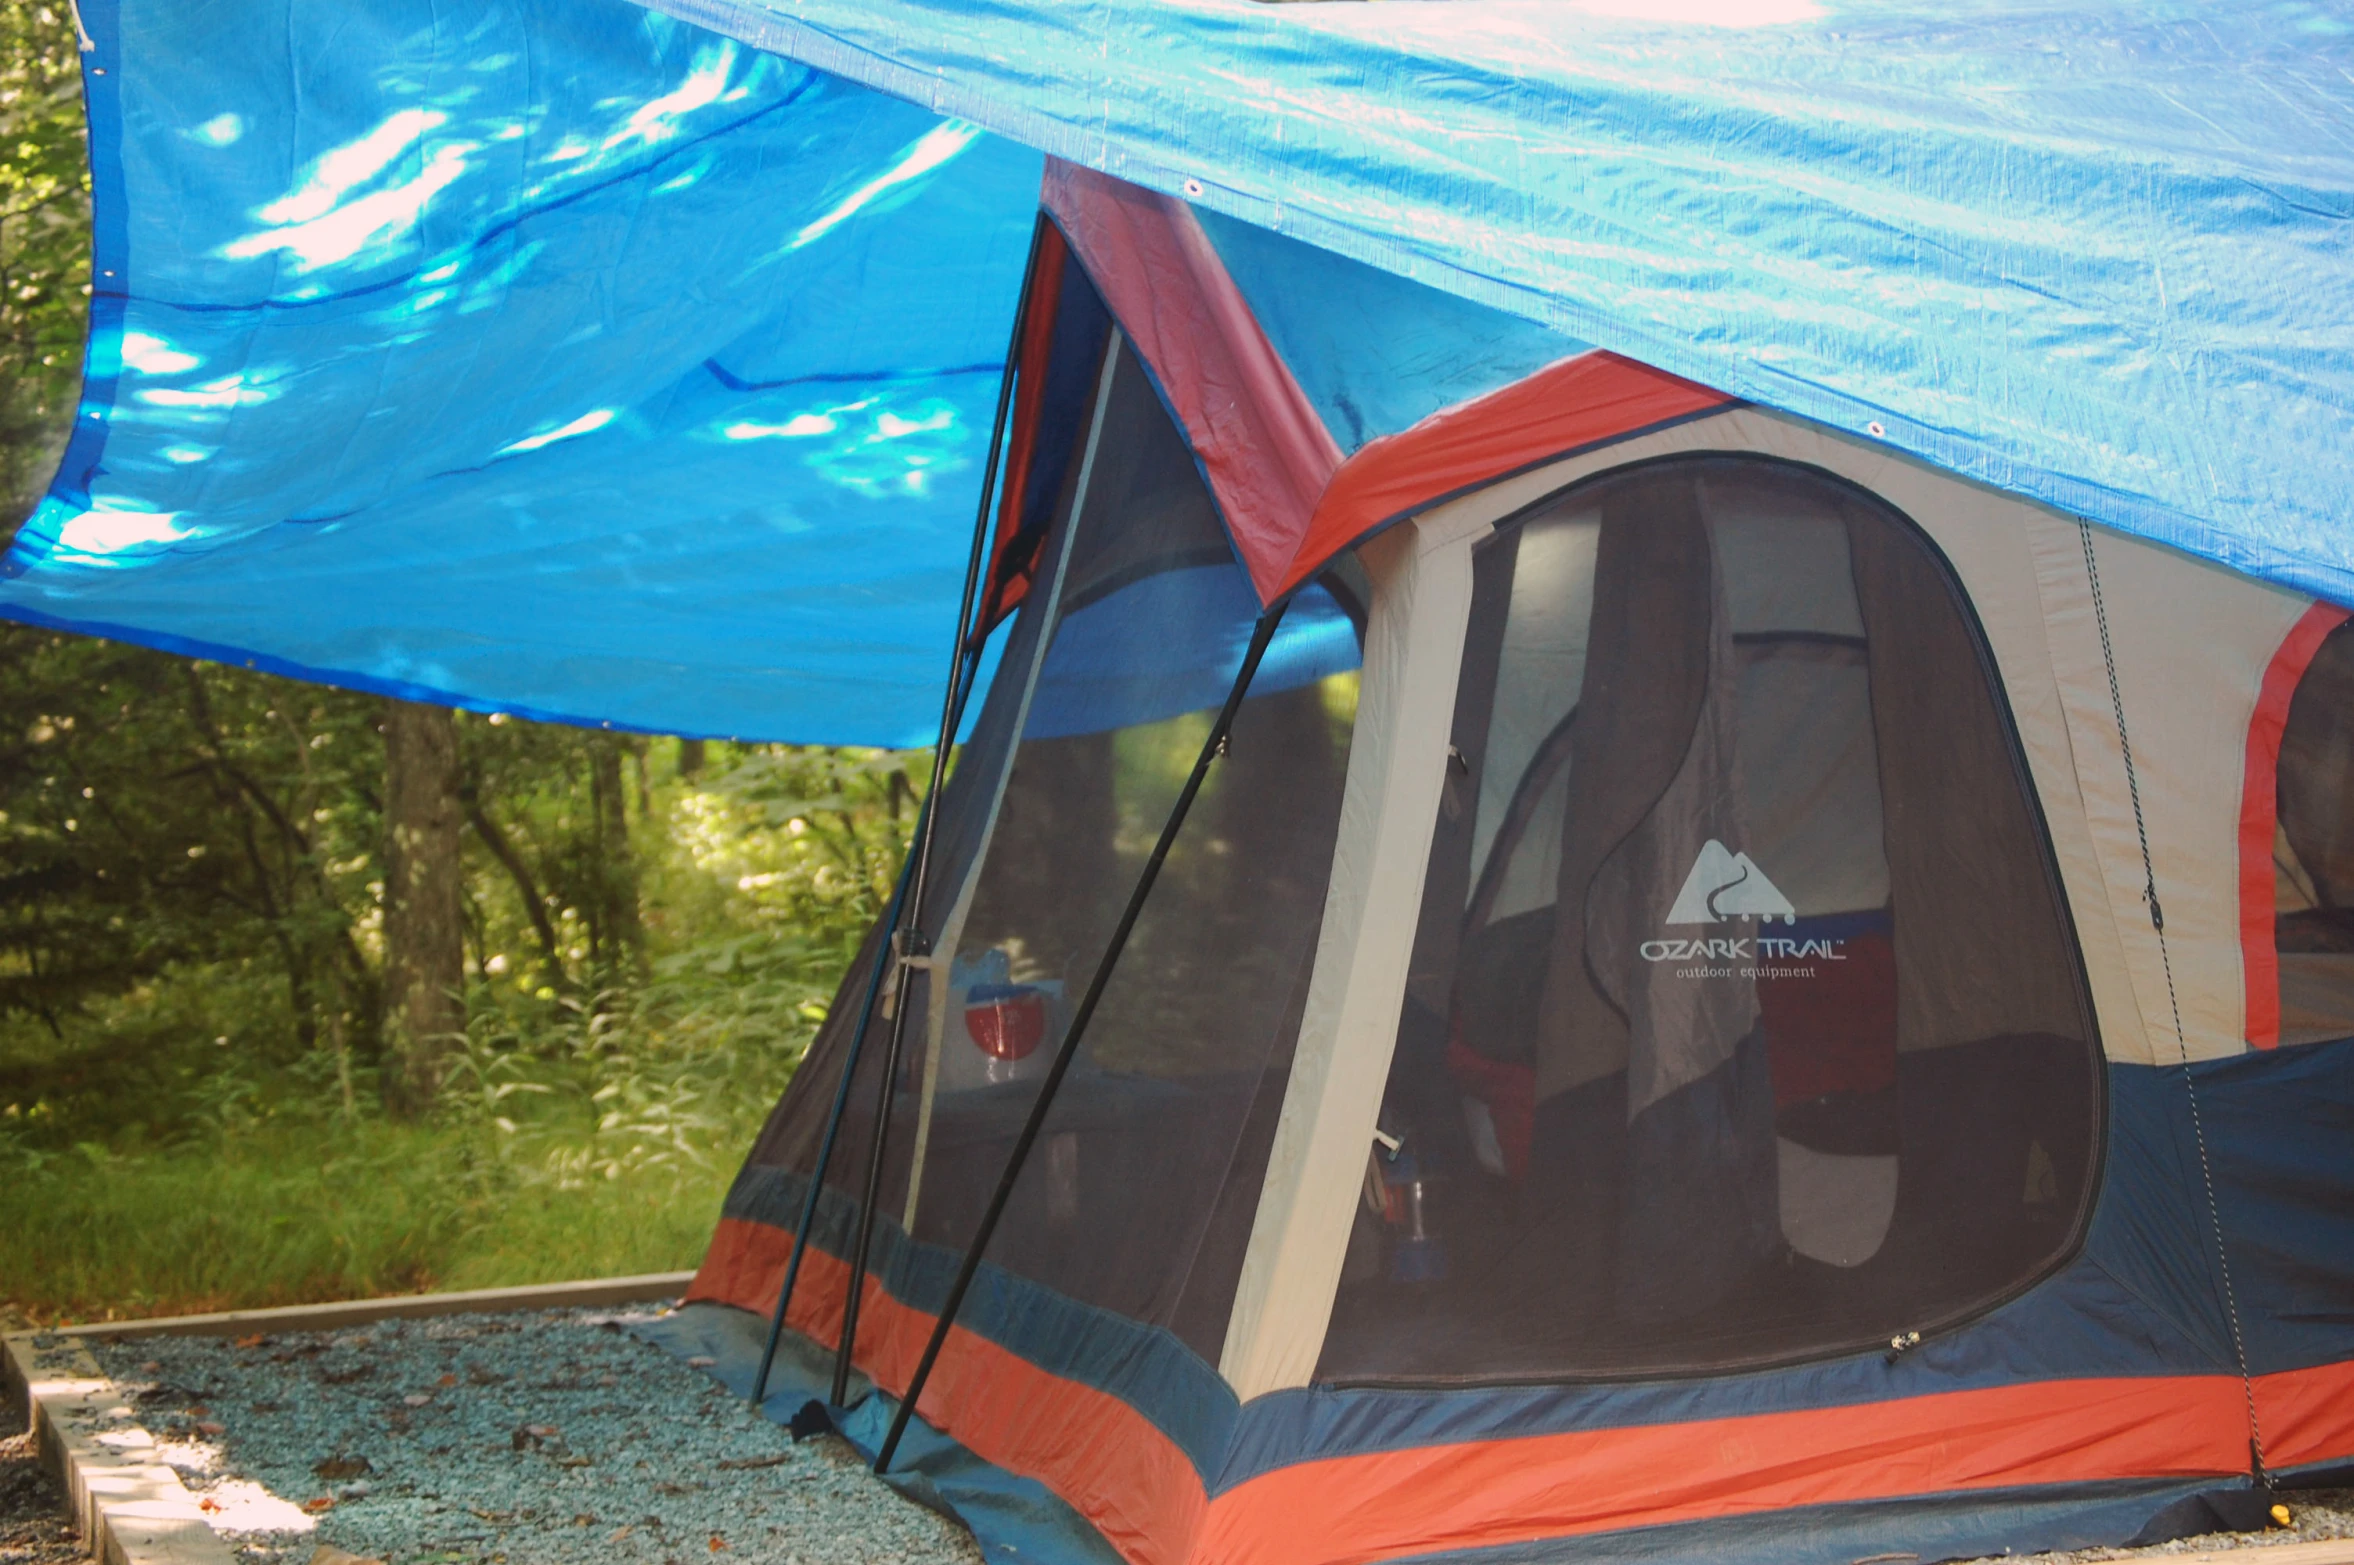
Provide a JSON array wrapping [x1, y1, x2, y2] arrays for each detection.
[[2274, 619, 2354, 1046], [1318, 455, 2098, 1383], [881, 335, 1363, 1363]]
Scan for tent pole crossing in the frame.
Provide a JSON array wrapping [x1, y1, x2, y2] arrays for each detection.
[[747, 845, 913, 1408], [2076, 521, 2270, 1488], [828, 216, 1051, 1410], [873, 601, 1291, 1475]]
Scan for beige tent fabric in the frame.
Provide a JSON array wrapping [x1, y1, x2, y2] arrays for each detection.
[[1220, 522, 1475, 1399], [1847, 503, 2084, 1053], [2026, 513, 2311, 1064]]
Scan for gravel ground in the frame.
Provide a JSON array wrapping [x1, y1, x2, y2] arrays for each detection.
[[1950, 1492, 2354, 1565], [1, 1392, 82, 1565], [75, 1308, 981, 1565]]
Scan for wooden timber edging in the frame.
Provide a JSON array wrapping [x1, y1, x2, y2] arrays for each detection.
[[35, 1271, 696, 1340], [2, 1272, 694, 1565], [5, 1328, 235, 1565]]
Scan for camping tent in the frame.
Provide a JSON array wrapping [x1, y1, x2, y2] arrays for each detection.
[[672, 163, 2354, 1565], [12, 2, 2354, 1563]]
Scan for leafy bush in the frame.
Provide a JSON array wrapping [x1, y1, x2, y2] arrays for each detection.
[[0, 738, 920, 1325]]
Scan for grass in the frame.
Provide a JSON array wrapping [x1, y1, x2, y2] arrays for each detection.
[[0, 978, 816, 1328], [0, 1117, 736, 1327]]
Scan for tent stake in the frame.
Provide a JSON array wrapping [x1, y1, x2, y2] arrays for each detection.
[[874, 603, 1289, 1475], [828, 217, 1050, 1410]]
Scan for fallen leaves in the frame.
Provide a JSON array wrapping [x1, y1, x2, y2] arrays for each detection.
[[301, 1496, 337, 1515], [310, 1456, 372, 1481], [713, 1454, 789, 1471]]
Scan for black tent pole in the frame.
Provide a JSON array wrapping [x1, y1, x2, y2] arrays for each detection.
[[747, 842, 913, 1408], [874, 602, 1290, 1475], [829, 216, 1049, 1409]]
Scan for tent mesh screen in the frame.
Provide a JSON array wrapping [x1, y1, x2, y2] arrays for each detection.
[[748, 331, 1363, 1368], [1317, 454, 2099, 1383], [2274, 619, 2354, 1046]]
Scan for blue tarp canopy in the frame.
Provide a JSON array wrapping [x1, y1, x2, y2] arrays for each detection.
[[6, 0, 2350, 745]]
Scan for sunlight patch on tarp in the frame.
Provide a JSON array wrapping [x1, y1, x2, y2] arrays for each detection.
[[723, 412, 839, 439], [119, 331, 198, 374], [601, 41, 745, 152], [52, 504, 191, 559], [259, 107, 446, 226], [133, 374, 277, 411], [497, 407, 616, 455], [183, 112, 244, 146], [224, 127, 477, 272], [787, 120, 981, 251]]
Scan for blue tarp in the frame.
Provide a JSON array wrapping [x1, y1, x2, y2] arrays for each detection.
[[654, 0, 2354, 605], [6, 0, 2352, 743], [2, 1, 1041, 745]]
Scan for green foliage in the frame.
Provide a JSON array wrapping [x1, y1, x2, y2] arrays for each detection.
[[0, 0, 87, 523], [0, 626, 923, 1322], [0, 631, 388, 1055]]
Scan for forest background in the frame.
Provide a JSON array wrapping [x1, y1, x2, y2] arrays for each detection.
[[0, 4, 913, 1326]]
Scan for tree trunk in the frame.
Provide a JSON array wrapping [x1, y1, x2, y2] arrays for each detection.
[[588, 736, 643, 979], [382, 700, 466, 1114], [675, 737, 706, 779]]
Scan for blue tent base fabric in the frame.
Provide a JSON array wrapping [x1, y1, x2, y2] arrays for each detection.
[[631, 1303, 2302, 1565], [632, 1302, 1124, 1565]]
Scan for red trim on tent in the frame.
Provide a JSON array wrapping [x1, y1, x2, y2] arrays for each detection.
[[1274, 351, 1733, 597], [2239, 601, 2349, 1049], [1030, 164, 1732, 603], [692, 1217, 1210, 1565], [980, 220, 1071, 632], [691, 1216, 2354, 1565], [1193, 1362, 2354, 1565], [1041, 161, 1343, 603]]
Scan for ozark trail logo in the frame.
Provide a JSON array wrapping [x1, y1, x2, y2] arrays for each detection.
[[1665, 839, 1795, 926], [1642, 841, 1844, 970]]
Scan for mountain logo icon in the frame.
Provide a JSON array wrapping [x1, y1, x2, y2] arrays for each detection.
[[1666, 839, 1796, 925]]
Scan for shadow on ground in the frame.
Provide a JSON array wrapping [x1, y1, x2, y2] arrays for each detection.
[[1, 1392, 79, 1565]]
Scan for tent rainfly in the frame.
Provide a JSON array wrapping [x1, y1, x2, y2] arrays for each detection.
[[12, 3, 2354, 1564]]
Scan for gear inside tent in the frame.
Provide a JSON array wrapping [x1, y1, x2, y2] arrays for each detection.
[[12, 2, 2354, 1564]]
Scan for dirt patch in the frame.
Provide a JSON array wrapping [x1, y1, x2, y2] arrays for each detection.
[[0, 1392, 81, 1565]]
